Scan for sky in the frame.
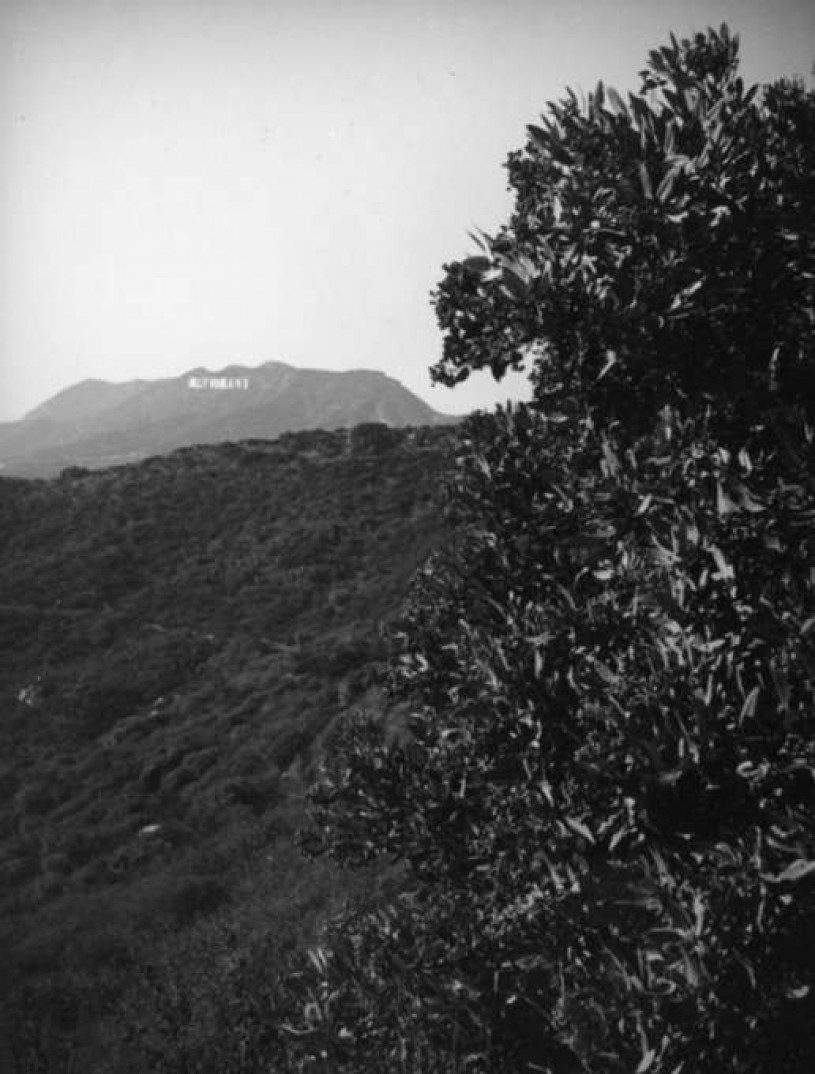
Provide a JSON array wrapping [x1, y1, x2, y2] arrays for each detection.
[[1, 0, 813, 422]]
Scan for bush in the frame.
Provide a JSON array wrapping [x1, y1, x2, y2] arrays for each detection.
[[288, 26, 815, 1074]]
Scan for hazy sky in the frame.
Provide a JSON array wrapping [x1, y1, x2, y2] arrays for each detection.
[[1, 0, 813, 421]]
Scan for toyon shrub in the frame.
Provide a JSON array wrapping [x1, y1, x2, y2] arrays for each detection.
[[280, 25, 815, 1074]]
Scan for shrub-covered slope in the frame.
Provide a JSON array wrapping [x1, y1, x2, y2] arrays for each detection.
[[0, 423, 452, 1070]]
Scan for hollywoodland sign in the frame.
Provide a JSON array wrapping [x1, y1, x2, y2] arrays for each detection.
[[188, 376, 250, 390]]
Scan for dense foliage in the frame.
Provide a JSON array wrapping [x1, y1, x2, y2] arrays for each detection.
[[433, 24, 814, 425], [284, 27, 815, 1074], [0, 425, 451, 1071]]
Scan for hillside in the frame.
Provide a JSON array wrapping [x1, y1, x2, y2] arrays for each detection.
[[0, 361, 458, 477], [0, 423, 454, 1071]]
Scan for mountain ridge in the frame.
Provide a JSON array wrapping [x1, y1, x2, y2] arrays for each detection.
[[1, 361, 459, 477]]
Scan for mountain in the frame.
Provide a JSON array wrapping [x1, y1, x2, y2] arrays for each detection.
[[0, 424, 455, 1070], [0, 360, 458, 477]]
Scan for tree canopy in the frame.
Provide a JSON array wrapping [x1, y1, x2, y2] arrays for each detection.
[[285, 26, 815, 1074], [433, 24, 814, 430]]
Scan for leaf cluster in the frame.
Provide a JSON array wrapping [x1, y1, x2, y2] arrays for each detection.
[[298, 401, 815, 1071], [433, 25, 815, 429], [287, 27, 815, 1074]]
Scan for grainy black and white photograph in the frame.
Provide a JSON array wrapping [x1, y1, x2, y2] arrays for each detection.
[[1, 1, 814, 1070]]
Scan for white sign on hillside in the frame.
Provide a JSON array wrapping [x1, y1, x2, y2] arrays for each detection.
[[188, 376, 250, 390]]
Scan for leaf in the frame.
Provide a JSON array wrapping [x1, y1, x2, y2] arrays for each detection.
[[769, 860, 815, 884], [669, 279, 703, 311], [565, 816, 595, 844], [597, 349, 618, 381], [606, 85, 629, 118], [716, 481, 739, 516], [636, 1049, 657, 1074], [681, 949, 701, 986], [663, 119, 676, 156], [467, 228, 491, 252], [527, 123, 552, 151], [533, 648, 544, 679], [308, 947, 329, 974], [770, 662, 790, 711], [709, 545, 734, 580], [739, 686, 760, 724], [787, 985, 811, 999], [499, 266, 531, 300], [648, 49, 666, 73], [591, 657, 618, 684], [656, 163, 682, 203], [462, 256, 492, 275], [731, 482, 764, 512], [639, 162, 654, 201], [602, 439, 621, 476]]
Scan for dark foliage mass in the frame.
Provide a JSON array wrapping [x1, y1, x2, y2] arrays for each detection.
[[0, 425, 451, 1071], [276, 26, 815, 1074], [432, 26, 815, 426]]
